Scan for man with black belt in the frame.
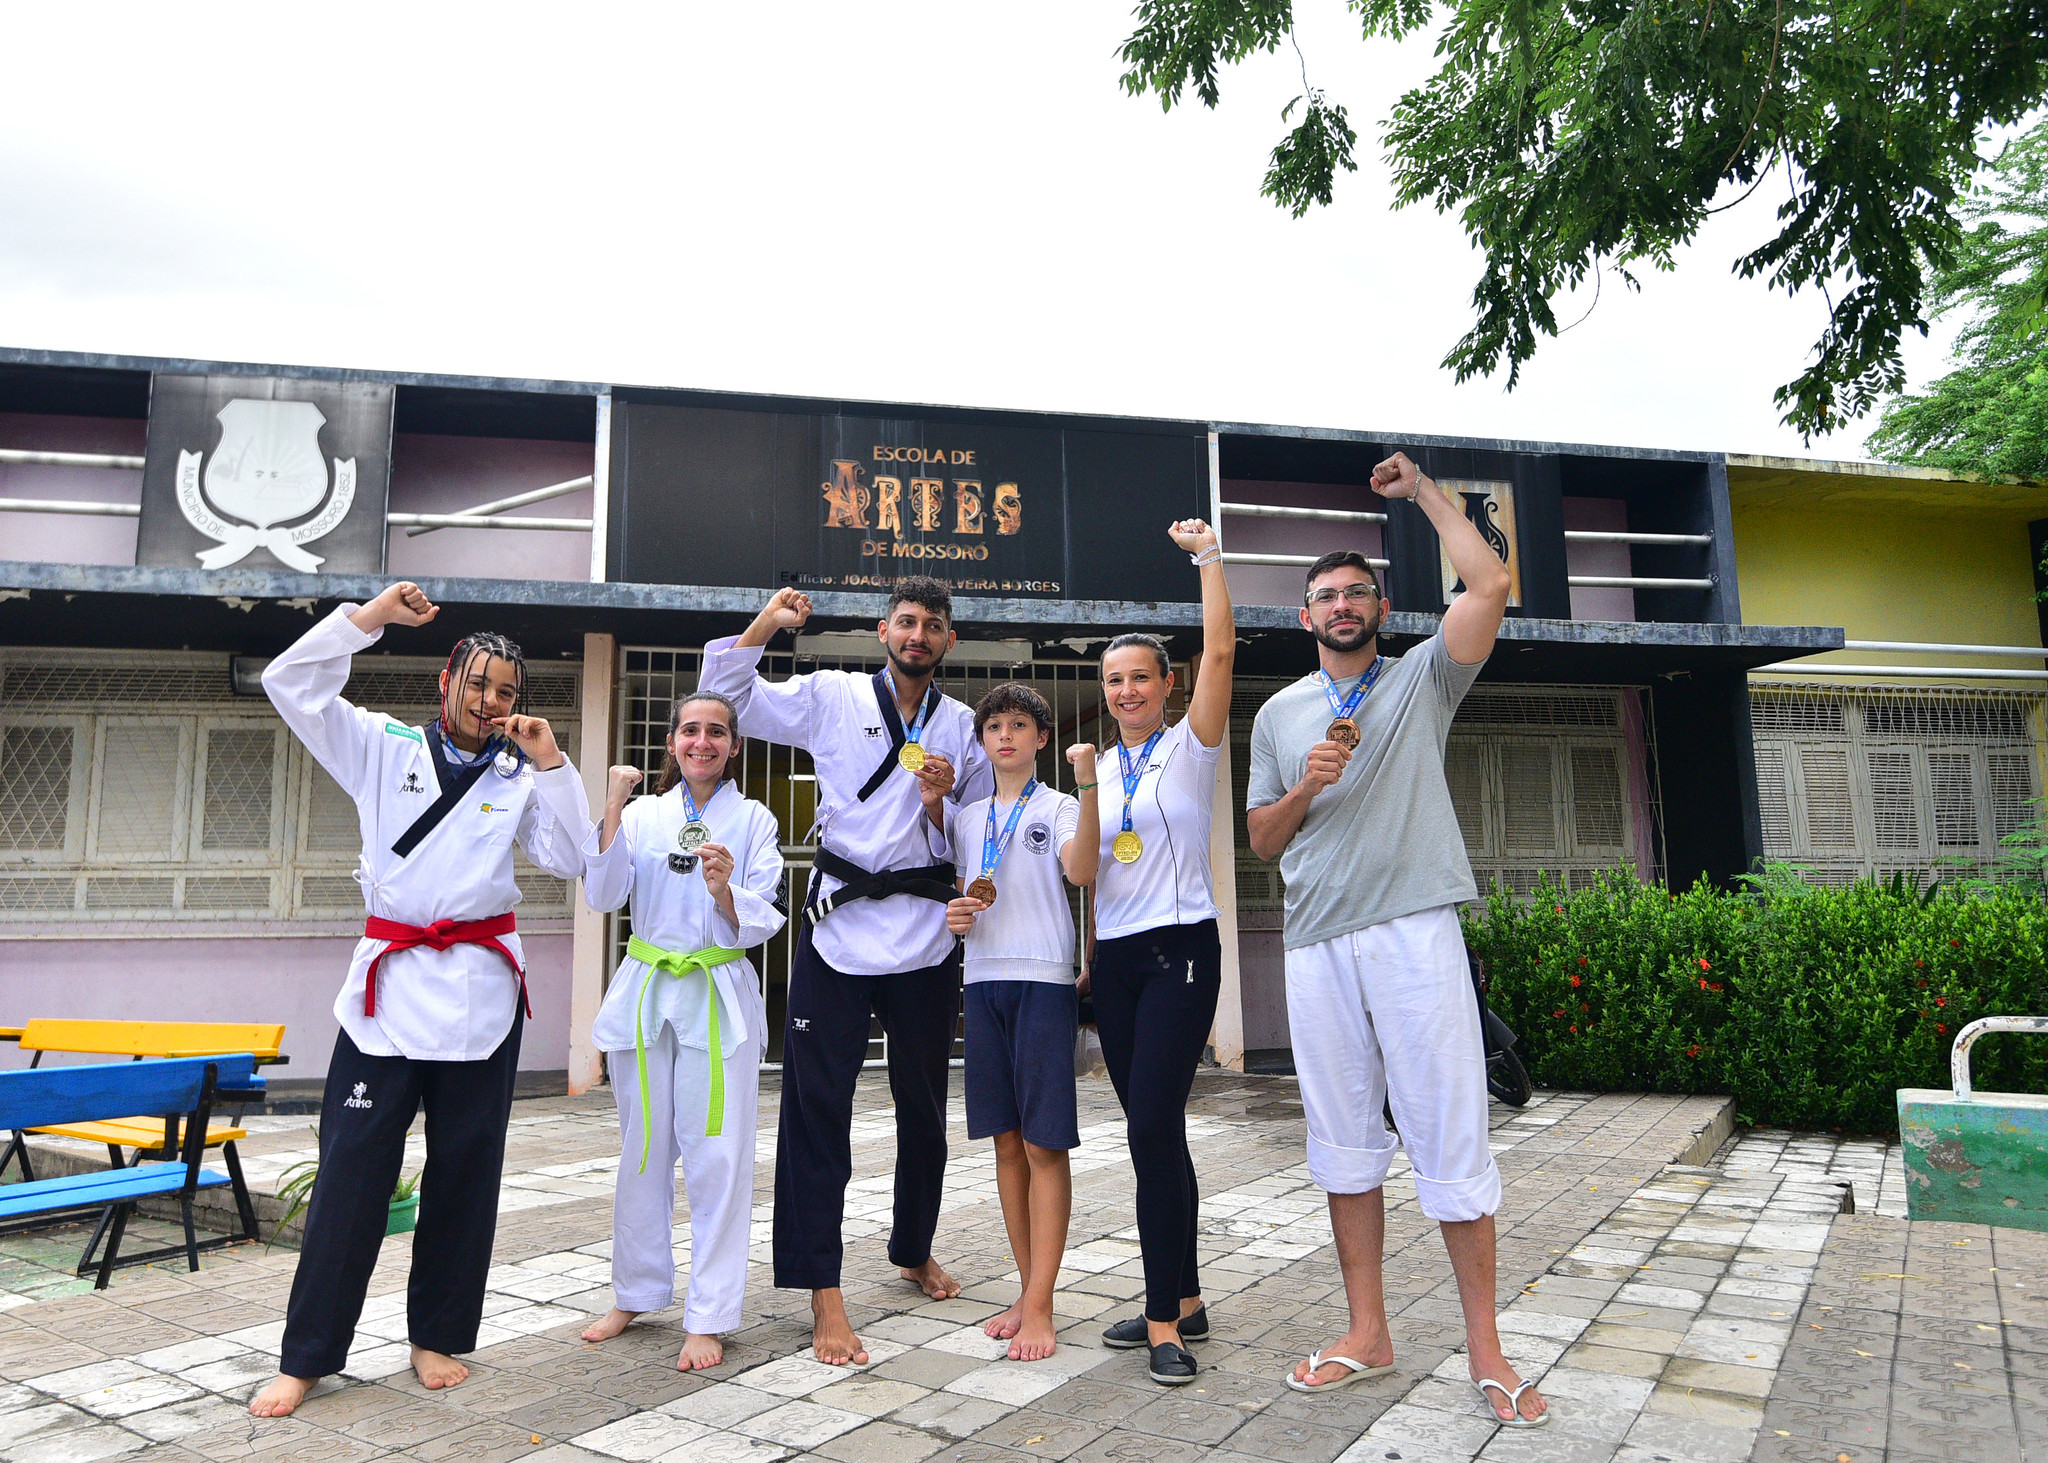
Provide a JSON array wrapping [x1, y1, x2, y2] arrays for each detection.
[[249, 581, 592, 1417], [699, 579, 991, 1364]]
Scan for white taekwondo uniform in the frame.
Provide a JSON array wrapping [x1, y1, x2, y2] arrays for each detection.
[[262, 605, 591, 1061], [583, 781, 786, 1332], [261, 604, 594, 1381], [695, 635, 992, 1291], [695, 635, 990, 969]]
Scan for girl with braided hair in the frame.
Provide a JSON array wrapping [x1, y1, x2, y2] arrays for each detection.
[[250, 582, 594, 1418]]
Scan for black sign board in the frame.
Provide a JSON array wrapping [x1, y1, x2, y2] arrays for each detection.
[[608, 399, 1210, 603], [136, 374, 394, 575]]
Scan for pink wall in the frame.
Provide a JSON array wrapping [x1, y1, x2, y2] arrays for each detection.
[[0, 413, 145, 565], [0, 932, 573, 1082], [386, 434, 595, 584], [1563, 497, 1636, 621], [1219, 479, 1386, 610]]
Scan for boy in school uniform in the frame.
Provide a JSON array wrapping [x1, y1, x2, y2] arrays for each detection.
[[940, 683, 1100, 1361]]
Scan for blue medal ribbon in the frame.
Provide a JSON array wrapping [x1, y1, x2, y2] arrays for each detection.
[[882, 665, 932, 754], [1117, 729, 1166, 836], [1318, 657, 1385, 723], [980, 780, 1038, 881]]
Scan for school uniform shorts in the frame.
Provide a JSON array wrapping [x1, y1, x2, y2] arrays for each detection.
[[964, 980, 1080, 1151], [1284, 903, 1502, 1222]]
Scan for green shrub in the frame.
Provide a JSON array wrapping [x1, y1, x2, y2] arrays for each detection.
[[1463, 867, 2048, 1136]]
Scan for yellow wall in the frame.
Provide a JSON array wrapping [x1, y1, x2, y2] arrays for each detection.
[[1733, 502, 2044, 683]]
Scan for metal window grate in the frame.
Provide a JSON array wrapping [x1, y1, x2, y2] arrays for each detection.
[[0, 650, 581, 925], [1, 724, 75, 853], [1229, 680, 1664, 905], [1752, 683, 2044, 880], [200, 728, 279, 853]]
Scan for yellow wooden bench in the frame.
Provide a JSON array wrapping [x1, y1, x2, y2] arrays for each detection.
[[1, 1019, 287, 1250]]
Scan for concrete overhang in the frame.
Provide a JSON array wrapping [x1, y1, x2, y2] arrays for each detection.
[[0, 561, 1841, 685]]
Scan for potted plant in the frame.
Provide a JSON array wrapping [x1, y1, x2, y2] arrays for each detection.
[[271, 1127, 421, 1242]]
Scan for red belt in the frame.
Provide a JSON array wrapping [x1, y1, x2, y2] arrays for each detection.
[[362, 913, 529, 1019]]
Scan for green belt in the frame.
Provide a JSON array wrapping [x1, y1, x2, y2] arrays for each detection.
[[625, 935, 744, 1171]]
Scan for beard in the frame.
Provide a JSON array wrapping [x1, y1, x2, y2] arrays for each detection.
[[1311, 604, 1383, 655], [887, 642, 945, 682]]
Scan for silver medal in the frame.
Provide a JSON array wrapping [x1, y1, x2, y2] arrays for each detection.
[[677, 820, 711, 854], [493, 750, 520, 778]]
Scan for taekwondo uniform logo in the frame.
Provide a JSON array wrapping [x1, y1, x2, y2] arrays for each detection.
[[343, 1081, 374, 1109], [174, 399, 357, 571]]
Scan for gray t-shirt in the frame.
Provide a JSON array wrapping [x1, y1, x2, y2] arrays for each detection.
[[1246, 632, 1484, 949]]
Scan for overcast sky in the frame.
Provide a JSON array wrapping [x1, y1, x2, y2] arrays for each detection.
[[0, 3, 1970, 460]]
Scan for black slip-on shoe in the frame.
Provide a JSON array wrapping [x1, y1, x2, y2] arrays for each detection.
[[1101, 1305, 1209, 1349], [1148, 1340, 1198, 1385]]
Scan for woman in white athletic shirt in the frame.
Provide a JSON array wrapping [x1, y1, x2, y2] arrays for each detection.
[[578, 692, 785, 1372], [1088, 519, 1234, 1386]]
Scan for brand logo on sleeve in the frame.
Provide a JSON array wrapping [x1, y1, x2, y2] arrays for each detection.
[[383, 723, 424, 744], [343, 1081, 373, 1109]]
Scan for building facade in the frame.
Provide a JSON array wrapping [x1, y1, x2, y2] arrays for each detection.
[[12, 349, 1975, 1091]]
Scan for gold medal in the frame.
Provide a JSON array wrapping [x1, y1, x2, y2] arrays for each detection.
[[898, 742, 927, 773], [965, 876, 998, 908], [1326, 718, 1361, 752], [1112, 830, 1144, 864]]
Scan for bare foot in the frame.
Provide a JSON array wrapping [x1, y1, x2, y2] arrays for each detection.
[[582, 1307, 640, 1343], [677, 1332, 724, 1371], [248, 1373, 316, 1417], [984, 1302, 1024, 1340], [811, 1289, 870, 1366], [900, 1258, 962, 1300], [1470, 1356, 1546, 1423], [1008, 1309, 1057, 1362], [1292, 1327, 1395, 1388], [410, 1345, 470, 1391]]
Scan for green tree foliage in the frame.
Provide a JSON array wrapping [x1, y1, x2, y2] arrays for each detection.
[[1118, 0, 2048, 438], [1866, 119, 2048, 480]]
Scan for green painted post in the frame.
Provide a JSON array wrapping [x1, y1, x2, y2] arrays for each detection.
[[1899, 1015, 2048, 1232]]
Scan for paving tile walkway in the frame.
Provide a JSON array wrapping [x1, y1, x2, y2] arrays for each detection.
[[3, 1071, 2032, 1463]]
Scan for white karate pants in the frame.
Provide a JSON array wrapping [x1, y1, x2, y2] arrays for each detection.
[[606, 1021, 763, 1333], [1284, 904, 1502, 1222]]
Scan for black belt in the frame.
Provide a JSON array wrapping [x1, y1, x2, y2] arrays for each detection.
[[803, 847, 957, 927]]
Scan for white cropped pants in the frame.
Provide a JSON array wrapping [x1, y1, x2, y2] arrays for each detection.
[[1284, 904, 1502, 1222], [606, 1021, 763, 1333]]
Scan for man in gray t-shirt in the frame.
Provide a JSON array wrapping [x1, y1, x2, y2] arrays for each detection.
[[1245, 451, 1546, 1428]]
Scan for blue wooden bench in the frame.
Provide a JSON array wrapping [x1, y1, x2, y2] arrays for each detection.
[[0, 1055, 264, 1288]]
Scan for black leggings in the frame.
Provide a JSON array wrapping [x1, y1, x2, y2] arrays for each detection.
[[1091, 918, 1221, 1323]]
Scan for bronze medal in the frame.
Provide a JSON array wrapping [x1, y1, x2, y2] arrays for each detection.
[[898, 741, 927, 773], [1112, 830, 1144, 864], [1326, 718, 1361, 752], [966, 876, 998, 908]]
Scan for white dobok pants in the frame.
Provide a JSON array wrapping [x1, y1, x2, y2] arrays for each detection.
[[606, 1021, 763, 1333], [1284, 903, 1502, 1222]]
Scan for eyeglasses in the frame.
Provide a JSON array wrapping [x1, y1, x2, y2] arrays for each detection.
[[1306, 584, 1380, 606]]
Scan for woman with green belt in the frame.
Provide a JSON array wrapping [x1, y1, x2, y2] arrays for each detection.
[[579, 691, 786, 1371]]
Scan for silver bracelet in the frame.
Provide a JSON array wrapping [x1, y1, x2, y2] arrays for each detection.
[[1189, 546, 1221, 567]]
